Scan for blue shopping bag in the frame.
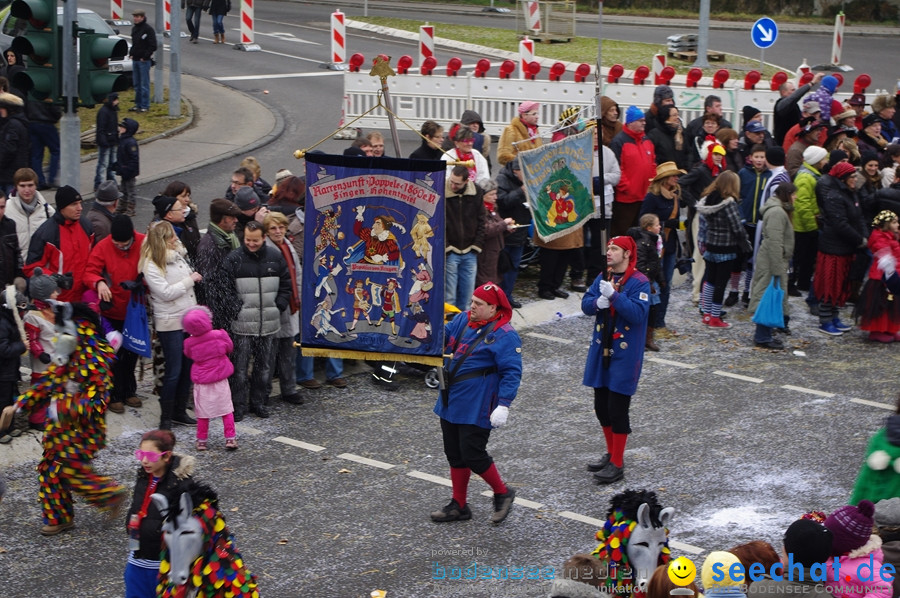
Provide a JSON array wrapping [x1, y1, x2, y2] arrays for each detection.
[[751, 276, 785, 329], [122, 290, 152, 357]]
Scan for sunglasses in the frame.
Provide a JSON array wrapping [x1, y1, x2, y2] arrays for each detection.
[[134, 449, 170, 462]]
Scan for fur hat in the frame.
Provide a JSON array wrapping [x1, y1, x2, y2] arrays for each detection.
[[653, 84, 674, 105], [824, 500, 876, 556], [784, 519, 834, 567], [766, 146, 786, 167], [234, 186, 259, 211], [624, 105, 644, 125], [55, 185, 82, 210], [0, 92, 23, 109], [872, 94, 896, 114], [209, 198, 241, 223], [28, 267, 58, 301], [110, 215, 134, 242], [833, 108, 857, 123], [803, 146, 828, 166], [95, 180, 122, 205], [829, 161, 857, 181]]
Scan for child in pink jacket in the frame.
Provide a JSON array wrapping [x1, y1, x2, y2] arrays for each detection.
[[824, 500, 894, 598], [182, 306, 237, 451]]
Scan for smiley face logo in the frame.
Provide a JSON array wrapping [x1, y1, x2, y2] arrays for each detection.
[[667, 556, 697, 586]]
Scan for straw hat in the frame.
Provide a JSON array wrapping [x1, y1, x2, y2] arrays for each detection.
[[651, 161, 686, 182]]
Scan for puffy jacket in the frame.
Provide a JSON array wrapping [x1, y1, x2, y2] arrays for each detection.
[[265, 238, 300, 338], [25, 212, 94, 303], [86, 203, 116, 242], [126, 454, 195, 561], [6, 191, 53, 263], [224, 243, 291, 337], [116, 118, 139, 180], [141, 245, 198, 332], [867, 228, 900, 281], [793, 164, 822, 233], [83, 232, 145, 321], [496, 161, 531, 247], [737, 166, 773, 226], [0, 112, 29, 184], [445, 179, 485, 254], [816, 174, 867, 256], [826, 541, 893, 598], [182, 306, 234, 384], [610, 127, 656, 204], [748, 196, 794, 315]]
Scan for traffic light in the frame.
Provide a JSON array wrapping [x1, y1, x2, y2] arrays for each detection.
[[77, 31, 128, 107], [9, 0, 60, 101]]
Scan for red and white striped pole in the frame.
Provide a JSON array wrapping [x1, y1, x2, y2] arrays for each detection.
[[331, 10, 346, 65], [831, 11, 845, 66], [519, 36, 534, 80], [652, 53, 666, 84], [419, 24, 434, 68], [164, 0, 171, 32], [525, 0, 541, 34], [110, 0, 122, 20], [241, 0, 255, 44]]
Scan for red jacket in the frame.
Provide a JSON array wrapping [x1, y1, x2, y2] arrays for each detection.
[[83, 232, 145, 321], [610, 126, 656, 204], [868, 228, 900, 281]]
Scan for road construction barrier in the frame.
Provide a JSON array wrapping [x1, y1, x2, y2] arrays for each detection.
[[419, 25, 434, 68], [332, 10, 346, 65], [241, 0, 254, 44], [111, 0, 122, 20]]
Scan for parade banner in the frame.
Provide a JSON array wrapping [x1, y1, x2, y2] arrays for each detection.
[[301, 153, 446, 366], [518, 130, 595, 243]]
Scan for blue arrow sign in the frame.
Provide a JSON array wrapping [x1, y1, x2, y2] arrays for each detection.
[[751, 17, 778, 49]]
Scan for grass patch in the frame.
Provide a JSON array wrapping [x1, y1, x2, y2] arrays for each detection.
[[357, 16, 782, 77]]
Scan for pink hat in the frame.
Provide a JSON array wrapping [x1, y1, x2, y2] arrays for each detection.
[[518, 101, 540, 115]]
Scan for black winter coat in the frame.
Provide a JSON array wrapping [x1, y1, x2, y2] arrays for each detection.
[[816, 174, 867, 255], [195, 230, 241, 331], [679, 163, 716, 208], [496, 161, 531, 246], [0, 216, 22, 287], [628, 226, 662, 285], [0, 306, 25, 382], [409, 141, 443, 161], [208, 0, 230, 16], [647, 124, 690, 171], [126, 454, 194, 561], [95, 101, 119, 148], [129, 20, 157, 61], [0, 112, 29, 184], [116, 119, 140, 180]]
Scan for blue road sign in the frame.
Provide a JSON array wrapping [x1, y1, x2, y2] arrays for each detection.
[[751, 17, 778, 49]]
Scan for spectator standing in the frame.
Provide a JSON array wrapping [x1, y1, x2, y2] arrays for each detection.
[[599, 96, 621, 147], [787, 122, 828, 177], [806, 75, 842, 123], [498, 100, 542, 166], [872, 94, 899, 144], [684, 94, 732, 158], [459, 111, 491, 170], [782, 102, 825, 154], [495, 158, 530, 309], [643, 84, 675, 135], [195, 199, 242, 331], [772, 72, 824, 145], [793, 146, 829, 301], [140, 220, 200, 429], [609, 106, 656, 237], [225, 166, 268, 208], [475, 180, 513, 288], [233, 186, 269, 241], [87, 180, 121, 242], [366, 131, 387, 157], [128, 9, 156, 112], [855, 210, 900, 342], [208, 0, 229, 44], [858, 113, 887, 156], [115, 118, 140, 217], [0, 195, 20, 288], [159, 181, 202, 261], [647, 105, 689, 171], [0, 92, 28, 195], [444, 165, 485, 310], [26, 93, 61, 190], [442, 127, 490, 187], [733, 143, 773, 306], [239, 156, 272, 199], [7, 168, 53, 264], [409, 121, 445, 161], [94, 93, 119, 191], [183, 0, 209, 44], [628, 213, 663, 351], [717, 127, 743, 173]]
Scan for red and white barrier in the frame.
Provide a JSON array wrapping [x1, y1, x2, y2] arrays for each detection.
[[519, 37, 534, 80], [164, 0, 171, 32], [796, 58, 810, 82], [652, 53, 666, 85], [111, 0, 122, 20], [419, 25, 434, 68], [331, 10, 345, 65], [831, 12, 845, 65], [241, 0, 254, 44], [525, 1, 541, 33]]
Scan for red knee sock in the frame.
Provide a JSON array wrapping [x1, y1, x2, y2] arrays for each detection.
[[602, 426, 614, 454], [477, 463, 507, 495], [611, 433, 628, 468], [450, 467, 471, 506]]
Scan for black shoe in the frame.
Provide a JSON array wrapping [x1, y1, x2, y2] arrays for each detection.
[[570, 280, 587, 293], [586, 453, 611, 472], [491, 488, 516, 524], [809, 304, 819, 316], [755, 338, 785, 350], [538, 291, 555, 300], [159, 419, 172, 430], [787, 285, 802, 297], [128, 106, 140, 112], [741, 292, 750, 307], [281, 393, 305, 405], [250, 404, 270, 418], [723, 291, 739, 307], [233, 410, 245, 423], [172, 413, 197, 426], [593, 462, 624, 484], [430, 499, 472, 522], [509, 298, 522, 309], [552, 289, 570, 299], [777, 326, 792, 336]]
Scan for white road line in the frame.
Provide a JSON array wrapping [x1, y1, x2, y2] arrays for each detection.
[[781, 385, 835, 398], [273, 436, 326, 452], [713, 370, 764, 384], [407, 470, 452, 486], [670, 540, 706, 555], [526, 332, 574, 345], [647, 357, 698, 369], [558, 511, 605, 526], [851, 398, 896, 410], [477, 490, 544, 509], [337, 453, 395, 470], [234, 425, 264, 436], [214, 72, 344, 81]]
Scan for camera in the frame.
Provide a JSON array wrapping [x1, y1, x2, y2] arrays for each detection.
[[53, 272, 74, 290]]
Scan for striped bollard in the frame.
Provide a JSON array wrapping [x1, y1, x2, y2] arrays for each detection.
[[831, 11, 844, 65], [234, 0, 261, 51], [319, 9, 346, 68], [110, 0, 122, 20], [519, 36, 534, 80], [164, 0, 171, 33], [525, 0, 541, 34], [652, 53, 666, 85], [419, 24, 434, 68]]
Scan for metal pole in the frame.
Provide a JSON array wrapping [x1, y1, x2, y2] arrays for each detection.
[[380, 77, 402, 157], [59, 0, 81, 189], [596, 0, 608, 241], [154, 0, 165, 104], [694, 0, 710, 68], [759, 48, 764, 71], [168, 0, 181, 116]]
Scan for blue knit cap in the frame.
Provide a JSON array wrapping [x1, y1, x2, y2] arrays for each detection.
[[821, 75, 838, 94], [625, 105, 644, 125]]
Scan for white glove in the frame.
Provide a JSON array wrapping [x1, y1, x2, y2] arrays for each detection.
[[106, 330, 124, 353], [878, 251, 897, 277], [598, 279, 615, 298], [596, 296, 610, 309], [490, 406, 509, 428]]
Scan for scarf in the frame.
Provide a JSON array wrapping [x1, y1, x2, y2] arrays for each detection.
[[209, 222, 239, 250], [275, 241, 300, 314]]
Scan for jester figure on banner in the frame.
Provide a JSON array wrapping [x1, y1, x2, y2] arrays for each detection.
[[301, 152, 446, 365], [518, 130, 595, 243]]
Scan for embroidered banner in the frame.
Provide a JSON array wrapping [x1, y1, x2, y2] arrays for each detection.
[[518, 130, 595, 243], [301, 153, 446, 366]]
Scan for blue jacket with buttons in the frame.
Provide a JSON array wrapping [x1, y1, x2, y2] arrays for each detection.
[[433, 311, 522, 429], [582, 272, 650, 396]]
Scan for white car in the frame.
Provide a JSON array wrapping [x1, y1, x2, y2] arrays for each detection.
[[0, 6, 133, 73]]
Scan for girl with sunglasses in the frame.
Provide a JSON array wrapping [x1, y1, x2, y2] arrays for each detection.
[[125, 429, 195, 598]]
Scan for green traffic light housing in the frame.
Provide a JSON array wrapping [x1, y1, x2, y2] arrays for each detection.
[[9, 0, 59, 101], [78, 31, 129, 106], [10, 0, 54, 29]]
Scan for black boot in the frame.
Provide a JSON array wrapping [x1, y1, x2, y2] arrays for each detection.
[[159, 399, 174, 430], [724, 291, 739, 307], [172, 394, 196, 425]]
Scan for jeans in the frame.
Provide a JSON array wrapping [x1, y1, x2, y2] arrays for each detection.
[[117, 177, 136, 216], [295, 339, 343, 382], [231, 334, 275, 411], [132, 59, 151, 110], [446, 251, 477, 311], [656, 251, 676, 328], [754, 323, 774, 343], [211, 14, 225, 35], [185, 5, 202, 39], [94, 144, 117, 190], [268, 336, 297, 397], [500, 244, 524, 299], [157, 330, 193, 416], [28, 121, 59, 186]]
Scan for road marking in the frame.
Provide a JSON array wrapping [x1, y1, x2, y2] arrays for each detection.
[[251, 31, 321, 45], [670, 540, 705, 555], [526, 332, 574, 345], [337, 453, 395, 470], [713, 370, 764, 383], [478, 490, 544, 509], [273, 436, 326, 452], [407, 470, 452, 487], [647, 357, 698, 369], [781, 385, 835, 398], [851, 398, 896, 410], [558, 511, 605, 526], [214, 71, 344, 81]]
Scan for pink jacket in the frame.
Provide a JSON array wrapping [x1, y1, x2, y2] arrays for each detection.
[[182, 306, 234, 384], [826, 536, 893, 598]]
